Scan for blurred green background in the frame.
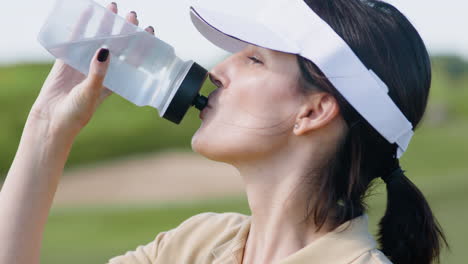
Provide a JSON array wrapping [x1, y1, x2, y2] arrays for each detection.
[[0, 55, 467, 263]]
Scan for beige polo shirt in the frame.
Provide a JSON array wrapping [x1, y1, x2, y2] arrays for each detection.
[[107, 212, 392, 264]]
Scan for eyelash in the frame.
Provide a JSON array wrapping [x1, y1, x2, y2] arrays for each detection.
[[248, 56, 263, 64]]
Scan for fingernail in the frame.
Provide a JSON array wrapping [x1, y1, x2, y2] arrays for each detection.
[[147, 26, 155, 33], [130, 11, 137, 18], [97, 48, 109, 62], [111, 2, 117, 7]]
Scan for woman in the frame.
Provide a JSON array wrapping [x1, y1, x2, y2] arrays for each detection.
[[0, 0, 448, 263]]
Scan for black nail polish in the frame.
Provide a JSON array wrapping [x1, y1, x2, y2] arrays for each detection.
[[147, 26, 155, 32], [111, 2, 117, 7], [130, 11, 137, 17], [97, 48, 109, 62]]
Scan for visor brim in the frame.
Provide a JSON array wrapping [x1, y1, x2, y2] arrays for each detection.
[[190, 5, 298, 54]]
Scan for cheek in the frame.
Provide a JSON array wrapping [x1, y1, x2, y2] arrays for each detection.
[[219, 72, 298, 125], [232, 74, 299, 125], [191, 74, 300, 163]]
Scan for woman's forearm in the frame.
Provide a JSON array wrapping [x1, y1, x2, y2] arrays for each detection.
[[0, 117, 75, 264]]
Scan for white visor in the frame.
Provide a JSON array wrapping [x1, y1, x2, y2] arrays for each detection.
[[189, 0, 414, 158]]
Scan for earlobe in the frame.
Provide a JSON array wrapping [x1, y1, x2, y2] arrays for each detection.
[[293, 93, 339, 136]]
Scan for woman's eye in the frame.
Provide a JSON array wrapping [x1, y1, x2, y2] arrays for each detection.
[[248, 56, 263, 64]]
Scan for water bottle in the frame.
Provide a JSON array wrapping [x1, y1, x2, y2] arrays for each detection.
[[37, 0, 208, 124]]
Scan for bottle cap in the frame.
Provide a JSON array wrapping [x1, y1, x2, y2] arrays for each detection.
[[163, 62, 208, 124]]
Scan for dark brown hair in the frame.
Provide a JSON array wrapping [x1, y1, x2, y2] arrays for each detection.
[[297, 0, 448, 263]]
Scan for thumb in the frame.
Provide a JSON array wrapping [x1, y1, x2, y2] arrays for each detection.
[[83, 48, 110, 98]]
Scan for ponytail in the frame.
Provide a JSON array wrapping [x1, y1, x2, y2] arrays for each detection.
[[377, 160, 449, 264]]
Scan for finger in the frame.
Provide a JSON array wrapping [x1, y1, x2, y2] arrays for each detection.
[[129, 27, 155, 66], [96, 2, 118, 36], [84, 48, 111, 97], [113, 11, 139, 56], [112, 11, 138, 57], [70, 6, 94, 41], [109, 2, 118, 13], [119, 11, 138, 35], [145, 26, 155, 36], [127, 11, 139, 26]]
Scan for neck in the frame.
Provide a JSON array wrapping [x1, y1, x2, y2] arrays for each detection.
[[234, 147, 333, 264]]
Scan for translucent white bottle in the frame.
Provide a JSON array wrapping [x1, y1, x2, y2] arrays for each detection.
[[38, 0, 208, 124]]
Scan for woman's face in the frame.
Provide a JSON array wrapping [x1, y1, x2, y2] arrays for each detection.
[[191, 44, 304, 163]]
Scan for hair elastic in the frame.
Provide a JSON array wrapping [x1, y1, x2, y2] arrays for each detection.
[[381, 165, 405, 184]]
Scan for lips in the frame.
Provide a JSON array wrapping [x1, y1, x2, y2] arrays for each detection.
[[200, 91, 217, 120], [199, 104, 212, 120]]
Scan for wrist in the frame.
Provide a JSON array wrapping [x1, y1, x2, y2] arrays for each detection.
[[28, 103, 82, 139], [24, 114, 76, 150]]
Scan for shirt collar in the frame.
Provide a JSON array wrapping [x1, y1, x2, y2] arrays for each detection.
[[211, 214, 376, 264], [211, 216, 251, 264]]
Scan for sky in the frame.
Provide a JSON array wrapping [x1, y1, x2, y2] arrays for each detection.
[[0, 0, 466, 68]]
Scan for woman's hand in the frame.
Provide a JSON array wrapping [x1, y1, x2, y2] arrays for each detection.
[[29, 48, 112, 137], [29, 2, 155, 139]]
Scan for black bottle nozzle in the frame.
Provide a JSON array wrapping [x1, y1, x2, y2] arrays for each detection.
[[192, 94, 208, 110], [163, 62, 208, 124]]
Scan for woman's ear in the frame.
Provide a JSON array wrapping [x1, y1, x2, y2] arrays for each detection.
[[293, 92, 340, 136]]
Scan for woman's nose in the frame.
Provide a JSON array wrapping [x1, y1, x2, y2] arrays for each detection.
[[209, 72, 224, 88], [209, 56, 233, 89]]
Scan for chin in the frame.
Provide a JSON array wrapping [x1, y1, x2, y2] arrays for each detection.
[[191, 119, 281, 164], [191, 125, 243, 164], [192, 127, 226, 162], [191, 129, 206, 155]]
